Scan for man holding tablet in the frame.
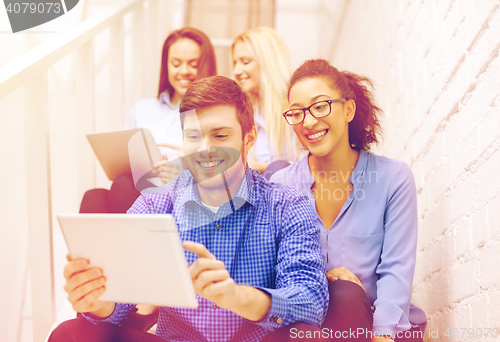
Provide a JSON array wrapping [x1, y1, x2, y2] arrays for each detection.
[[50, 76, 329, 342]]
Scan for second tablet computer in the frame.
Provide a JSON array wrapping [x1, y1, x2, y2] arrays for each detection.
[[58, 214, 198, 308]]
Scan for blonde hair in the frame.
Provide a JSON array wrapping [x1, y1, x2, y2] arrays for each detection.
[[231, 27, 296, 161]]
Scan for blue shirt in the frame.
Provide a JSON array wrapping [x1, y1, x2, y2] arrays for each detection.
[[85, 167, 328, 342], [271, 150, 427, 336]]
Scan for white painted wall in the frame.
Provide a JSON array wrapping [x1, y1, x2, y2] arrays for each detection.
[[276, 0, 348, 70]]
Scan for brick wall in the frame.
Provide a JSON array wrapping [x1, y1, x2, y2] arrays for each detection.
[[329, 0, 500, 340]]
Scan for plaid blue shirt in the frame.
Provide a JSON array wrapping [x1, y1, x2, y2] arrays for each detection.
[[85, 167, 328, 341]]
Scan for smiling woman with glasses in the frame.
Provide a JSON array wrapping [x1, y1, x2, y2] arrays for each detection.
[[283, 98, 346, 125], [271, 59, 427, 342]]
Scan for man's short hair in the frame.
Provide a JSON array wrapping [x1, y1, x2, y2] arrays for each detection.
[[179, 76, 255, 136]]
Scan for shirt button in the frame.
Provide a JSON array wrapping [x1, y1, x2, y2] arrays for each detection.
[[269, 316, 275, 322], [216, 224, 221, 229], [276, 317, 282, 324], [212, 303, 218, 309]]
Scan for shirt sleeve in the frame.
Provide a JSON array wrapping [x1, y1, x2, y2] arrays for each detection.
[[81, 303, 136, 325], [372, 163, 419, 336], [254, 192, 329, 330]]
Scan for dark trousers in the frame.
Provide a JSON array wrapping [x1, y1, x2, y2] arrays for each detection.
[[80, 173, 141, 214], [48, 318, 328, 342], [48, 318, 164, 342], [322, 280, 372, 341], [323, 280, 423, 342], [47, 282, 422, 342]]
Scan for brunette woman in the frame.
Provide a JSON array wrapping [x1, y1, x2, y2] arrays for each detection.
[[81, 27, 217, 213]]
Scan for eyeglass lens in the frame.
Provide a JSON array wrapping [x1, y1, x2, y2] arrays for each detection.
[[285, 101, 331, 125]]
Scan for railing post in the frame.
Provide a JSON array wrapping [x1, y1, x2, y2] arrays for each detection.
[[109, 20, 125, 130], [75, 41, 96, 201], [23, 71, 55, 342]]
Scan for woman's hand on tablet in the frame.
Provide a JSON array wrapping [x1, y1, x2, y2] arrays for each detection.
[[154, 154, 180, 184], [158, 142, 188, 171], [326, 266, 365, 291], [63, 254, 115, 317]]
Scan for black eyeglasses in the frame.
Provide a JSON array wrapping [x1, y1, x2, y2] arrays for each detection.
[[282, 98, 346, 125]]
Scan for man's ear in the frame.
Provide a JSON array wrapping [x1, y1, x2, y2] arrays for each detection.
[[244, 126, 257, 152], [345, 99, 356, 123]]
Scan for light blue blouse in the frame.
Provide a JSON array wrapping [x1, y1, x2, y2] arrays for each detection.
[[124, 92, 183, 162], [248, 113, 274, 164], [270, 150, 427, 336], [249, 113, 301, 164]]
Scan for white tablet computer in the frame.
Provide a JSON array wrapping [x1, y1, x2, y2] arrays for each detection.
[[58, 214, 198, 308]]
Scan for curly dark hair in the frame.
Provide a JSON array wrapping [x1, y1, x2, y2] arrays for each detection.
[[287, 59, 382, 150]]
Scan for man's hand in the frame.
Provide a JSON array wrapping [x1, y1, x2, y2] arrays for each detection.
[[63, 254, 115, 317], [183, 241, 271, 322], [326, 266, 365, 291], [183, 241, 236, 309]]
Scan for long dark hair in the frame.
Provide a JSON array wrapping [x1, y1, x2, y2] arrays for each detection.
[[158, 27, 217, 98], [288, 59, 382, 150]]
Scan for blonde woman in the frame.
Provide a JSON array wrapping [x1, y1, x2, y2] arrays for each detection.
[[231, 27, 297, 176]]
